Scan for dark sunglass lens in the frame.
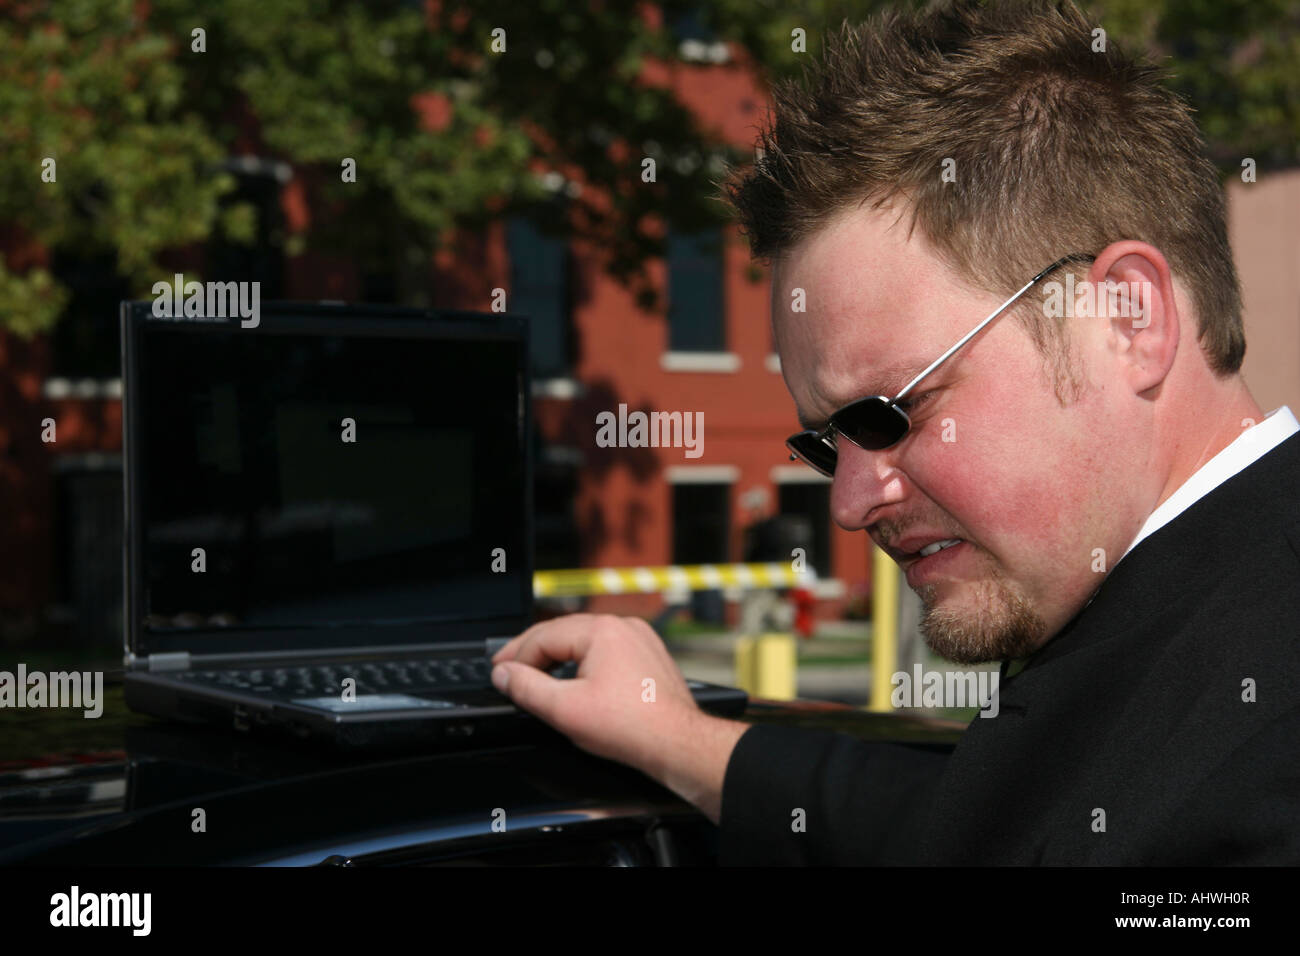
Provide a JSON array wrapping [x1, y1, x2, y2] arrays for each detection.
[[786, 435, 836, 476], [834, 399, 908, 450]]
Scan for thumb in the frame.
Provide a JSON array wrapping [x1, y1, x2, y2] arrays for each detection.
[[492, 661, 565, 722]]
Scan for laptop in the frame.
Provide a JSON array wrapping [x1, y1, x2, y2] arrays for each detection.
[[120, 300, 749, 749]]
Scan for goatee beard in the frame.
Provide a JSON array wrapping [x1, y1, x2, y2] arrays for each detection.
[[914, 564, 1049, 665]]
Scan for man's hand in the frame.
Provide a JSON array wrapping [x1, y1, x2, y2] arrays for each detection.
[[490, 613, 750, 823]]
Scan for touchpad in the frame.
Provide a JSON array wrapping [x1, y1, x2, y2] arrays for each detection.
[[292, 693, 463, 712], [413, 686, 514, 708]]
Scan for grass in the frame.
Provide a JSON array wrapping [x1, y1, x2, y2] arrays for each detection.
[[798, 653, 871, 666], [659, 618, 741, 640]]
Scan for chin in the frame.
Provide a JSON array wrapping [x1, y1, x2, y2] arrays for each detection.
[[916, 580, 1049, 664]]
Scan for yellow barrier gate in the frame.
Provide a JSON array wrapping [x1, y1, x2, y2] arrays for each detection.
[[534, 554, 903, 709], [532, 563, 814, 701], [533, 562, 814, 598]]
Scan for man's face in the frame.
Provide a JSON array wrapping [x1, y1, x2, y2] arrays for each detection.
[[773, 206, 1148, 663]]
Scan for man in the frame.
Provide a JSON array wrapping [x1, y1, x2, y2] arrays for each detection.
[[489, 0, 1300, 863]]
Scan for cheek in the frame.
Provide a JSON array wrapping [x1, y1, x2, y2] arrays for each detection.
[[911, 401, 1091, 562]]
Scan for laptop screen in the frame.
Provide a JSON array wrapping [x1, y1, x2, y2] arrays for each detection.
[[125, 306, 530, 651]]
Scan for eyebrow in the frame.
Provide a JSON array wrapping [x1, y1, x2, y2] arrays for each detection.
[[797, 360, 932, 432]]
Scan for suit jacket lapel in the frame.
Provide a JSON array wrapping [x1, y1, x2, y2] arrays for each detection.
[[919, 431, 1300, 864]]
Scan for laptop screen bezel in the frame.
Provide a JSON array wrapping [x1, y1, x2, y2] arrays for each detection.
[[121, 300, 535, 660]]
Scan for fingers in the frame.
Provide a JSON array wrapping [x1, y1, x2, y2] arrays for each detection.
[[489, 615, 604, 726], [490, 658, 567, 724], [489, 619, 549, 663], [491, 613, 597, 667], [489, 613, 700, 770]]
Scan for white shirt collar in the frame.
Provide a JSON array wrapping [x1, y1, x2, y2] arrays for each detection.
[[1116, 405, 1299, 566]]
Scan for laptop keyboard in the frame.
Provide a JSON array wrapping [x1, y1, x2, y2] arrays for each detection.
[[174, 657, 512, 698]]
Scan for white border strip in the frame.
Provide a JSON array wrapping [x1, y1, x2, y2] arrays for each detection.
[[770, 465, 832, 484], [665, 465, 739, 483], [660, 352, 740, 373], [43, 378, 123, 400]]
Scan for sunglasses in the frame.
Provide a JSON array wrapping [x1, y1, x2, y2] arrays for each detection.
[[786, 253, 1094, 477]]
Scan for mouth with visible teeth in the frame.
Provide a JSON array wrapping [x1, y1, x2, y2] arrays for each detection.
[[917, 538, 963, 558], [904, 537, 969, 587]]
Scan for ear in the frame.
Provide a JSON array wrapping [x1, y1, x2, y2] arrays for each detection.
[[1086, 241, 1179, 397]]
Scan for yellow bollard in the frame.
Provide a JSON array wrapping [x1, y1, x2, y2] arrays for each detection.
[[869, 544, 899, 712], [733, 635, 756, 695], [754, 632, 797, 700], [734, 633, 797, 699]]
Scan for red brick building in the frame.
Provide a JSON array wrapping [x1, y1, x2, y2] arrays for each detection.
[[0, 22, 869, 651]]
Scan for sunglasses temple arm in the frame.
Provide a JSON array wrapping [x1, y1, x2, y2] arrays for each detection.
[[893, 254, 1089, 401]]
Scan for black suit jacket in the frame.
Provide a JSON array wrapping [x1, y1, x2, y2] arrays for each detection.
[[719, 431, 1300, 864]]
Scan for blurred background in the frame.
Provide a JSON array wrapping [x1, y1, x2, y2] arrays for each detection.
[[2, 0, 1298, 713]]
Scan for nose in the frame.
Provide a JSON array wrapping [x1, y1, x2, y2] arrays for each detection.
[[829, 437, 909, 532]]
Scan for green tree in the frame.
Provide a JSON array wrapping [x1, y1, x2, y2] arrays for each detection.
[[0, 1, 230, 334], [704, 0, 1300, 169], [2, 0, 1297, 337], [0, 0, 746, 335]]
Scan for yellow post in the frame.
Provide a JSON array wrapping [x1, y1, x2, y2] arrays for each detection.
[[734, 633, 796, 699], [869, 543, 899, 712], [733, 635, 756, 695], [754, 633, 797, 700]]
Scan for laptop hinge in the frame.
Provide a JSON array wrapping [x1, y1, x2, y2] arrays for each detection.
[[146, 651, 192, 673]]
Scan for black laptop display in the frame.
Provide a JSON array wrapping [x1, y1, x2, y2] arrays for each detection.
[[130, 306, 531, 646], [121, 301, 746, 748]]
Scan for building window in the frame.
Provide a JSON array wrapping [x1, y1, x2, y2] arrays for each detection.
[[670, 9, 714, 43], [49, 249, 130, 379], [778, 482, 832, 578], [667, 228, 724, 352], [506, 213, 572, 379], [672, 482, 731, 565], [207, 161, 286, 298], [670, 8, 730, 63], [672, 481, 730, 623], [535, 457, 580, 570], [52, 463, 124, 647]]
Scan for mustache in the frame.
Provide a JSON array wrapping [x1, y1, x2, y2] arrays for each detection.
[[873, 517, 963, 550]]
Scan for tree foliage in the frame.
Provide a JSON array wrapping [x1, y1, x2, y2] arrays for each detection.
[[2, 0, 1297, 337]]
